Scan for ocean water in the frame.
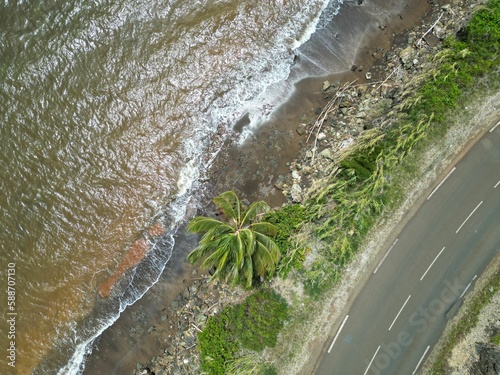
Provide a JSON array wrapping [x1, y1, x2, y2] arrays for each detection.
[[0, 0, 361, 373]]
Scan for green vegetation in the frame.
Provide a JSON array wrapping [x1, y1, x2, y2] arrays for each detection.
[[300, 0, 500, 296], [225, 353, 277, 375], [187, 190, 280, 288], [197, 289, 288, 375], [264, 204, 310, 277], [492, 332, 500, 346], [198, 310, 238, 375], [428, 266, 499, 374], [229, 289, 289, 351]]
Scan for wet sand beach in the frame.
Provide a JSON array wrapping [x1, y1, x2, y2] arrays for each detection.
[[82, 1, 438, 373]]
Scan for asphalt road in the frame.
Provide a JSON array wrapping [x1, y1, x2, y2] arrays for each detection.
[[315, 119, 500, 375]]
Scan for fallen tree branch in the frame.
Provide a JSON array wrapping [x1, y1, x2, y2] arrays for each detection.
[[415, 12, 444, 48], [307, 79, 358, 165]]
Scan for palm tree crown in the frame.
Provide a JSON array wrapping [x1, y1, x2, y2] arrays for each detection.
[[187, 191, 280, 288]]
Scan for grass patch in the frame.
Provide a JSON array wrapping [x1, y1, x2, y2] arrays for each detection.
[[265, 204, 310, 277], [428, 267, 500, 374], [197, 289, 288, 375]]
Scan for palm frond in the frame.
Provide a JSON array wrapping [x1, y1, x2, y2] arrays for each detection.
[[187, 216, 232, 234], [213, 190, 241, 224], [249, 222, 277, 237], [241, 200, 269, 226]]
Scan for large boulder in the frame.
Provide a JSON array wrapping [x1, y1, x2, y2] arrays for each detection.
[[469, 343, 500, 375]]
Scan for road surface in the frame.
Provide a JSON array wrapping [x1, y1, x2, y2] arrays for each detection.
[[314, 119, 500, 375]]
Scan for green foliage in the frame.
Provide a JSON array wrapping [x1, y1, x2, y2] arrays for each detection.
[[265, 204, 309, 277], [229, 289, 289, 351], [261, 365, 278, 375], [302, 0, 500, 296], [187, 191, 280, 288], [491, 332, 500, 346], [198, 310, 238, 375], [225, 353, 277, 375], [197, 290, 288, 374], [303, 258, 340, 297]]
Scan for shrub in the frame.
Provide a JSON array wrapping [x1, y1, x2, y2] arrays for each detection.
[[229, 289, 289, 351], [198, 310, 238, 375], [265, 204, 309, 277]]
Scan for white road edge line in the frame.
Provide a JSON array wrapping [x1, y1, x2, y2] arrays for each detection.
[[456, 201, 483, 233], [490, 120, 500, 133], [374, 239, 398, 274], [363, 346, 381, 375], [459, 275, 478, 299], [389, 295, 411, 331], [420, 247, 446, 281], [460, 281, 472, 299], [427, 167, 456, 200], [412, 345, 431, 375], [327, 315, 349, 353], [495, 180, 500, 189]]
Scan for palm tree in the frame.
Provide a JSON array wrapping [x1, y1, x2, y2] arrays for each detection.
[[187, 191, 280, 288]]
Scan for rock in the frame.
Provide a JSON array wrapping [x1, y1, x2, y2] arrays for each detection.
[[189, 285, 198, 294], [357, 86, 368, 96], [355, 111, 367, 119], [317, 132, 327, 141], [340, 107, 348, 115], [274, 175, 286, 190], [305, 150, 313, 158], [365, 72, 372, 80], [322, 80, 331, 91], [296, 123, 307, 135], [339, 99, 353, 108], [469, 343, 500, 375], [292, 170, 301, 180], [290, 184, 303, 202], [341, 138, 354, 149], [196, 314, 207, 325], [433, 25, 446, 39], [399, 46, 414, 66], [321, 149, 334, 160], [330, 80, 341, 90]]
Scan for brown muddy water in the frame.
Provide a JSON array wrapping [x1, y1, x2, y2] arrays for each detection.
[[0, 0, 418, 373]]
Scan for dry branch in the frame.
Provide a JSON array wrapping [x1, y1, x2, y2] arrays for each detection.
[[307, 79, 358, 165], [415, 13, 444, 48]]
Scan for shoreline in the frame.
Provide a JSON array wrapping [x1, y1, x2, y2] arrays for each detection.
[[82, 1, 450, 373]]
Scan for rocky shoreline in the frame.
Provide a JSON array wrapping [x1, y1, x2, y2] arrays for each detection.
[[130, 1, 491, 374]]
